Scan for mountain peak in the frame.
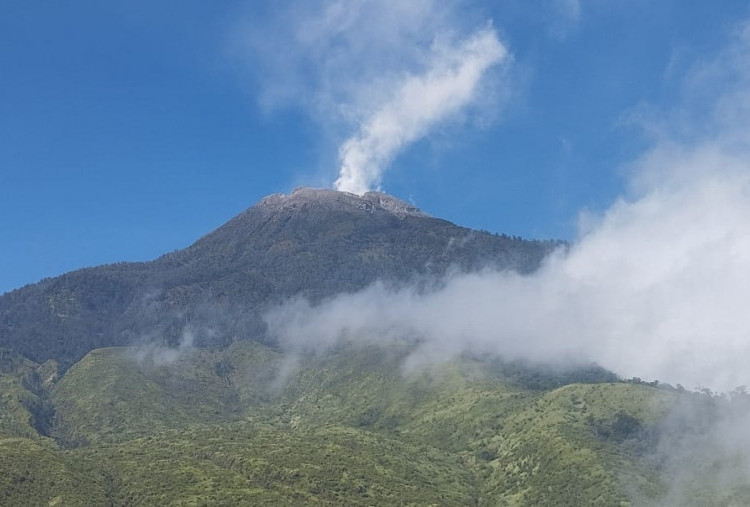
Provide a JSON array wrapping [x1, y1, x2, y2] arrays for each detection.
[[256, 187, 429, 219]]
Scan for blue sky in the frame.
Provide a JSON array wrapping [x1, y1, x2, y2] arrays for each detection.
[[1, 1, 749, 294]]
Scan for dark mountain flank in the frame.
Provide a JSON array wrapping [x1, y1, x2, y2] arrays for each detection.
[[0, 188, 559, 368]]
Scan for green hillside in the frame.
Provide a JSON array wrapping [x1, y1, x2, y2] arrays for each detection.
[[50, 342, 280, 446], [3, 339, 747, 505], [78, 424, 476, 506], [1, 190, 747, 505], [0, 349, 56, 441], [0, 437, 109, 506]]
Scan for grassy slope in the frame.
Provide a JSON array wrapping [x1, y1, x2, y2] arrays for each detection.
[[2, 341, 749, 505], [0, 437, 108, 506], [79, 424, 475, 506], [480, 383, 672, 505], [0, 349, 56, 441], [277, 348, 678, 505], [0, 372, 40, 440], [50, 341, 280, 446]]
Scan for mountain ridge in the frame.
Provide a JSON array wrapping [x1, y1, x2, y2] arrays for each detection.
[[0, 188, 560, 369]]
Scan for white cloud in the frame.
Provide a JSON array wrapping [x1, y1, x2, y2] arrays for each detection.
[[266, 16, 750, 392]]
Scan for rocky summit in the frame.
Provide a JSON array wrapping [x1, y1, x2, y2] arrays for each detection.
[[256, 187, 429, 219]]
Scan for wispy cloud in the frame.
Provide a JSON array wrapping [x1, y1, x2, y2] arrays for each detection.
[[234, 0, 509, 193], [547, 0, 582, 39]]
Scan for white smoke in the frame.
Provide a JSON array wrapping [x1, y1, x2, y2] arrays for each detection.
[[234, 0, 509, 194], [266, 18, 750, 392], [334, 26, 507, 194]]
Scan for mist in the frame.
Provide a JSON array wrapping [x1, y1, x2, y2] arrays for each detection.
[[645, 390, 750, 505], [266, 144, 750, 391], [265, 18, 750, 393]]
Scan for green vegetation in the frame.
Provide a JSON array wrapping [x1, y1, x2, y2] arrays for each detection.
[[79, 424, 475, 506], [50, 342, 279, 446], [0, 349, 55, 440], [2, 340, 747, 505], [1, 191, 746, 504], [0, 437, 108, 506]]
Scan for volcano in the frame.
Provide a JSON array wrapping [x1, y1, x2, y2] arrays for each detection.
[[0, 188, 557, 368]]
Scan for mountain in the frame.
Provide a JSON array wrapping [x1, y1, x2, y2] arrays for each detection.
[[0, 188, 558, 369], [2, 188, 748, 505]]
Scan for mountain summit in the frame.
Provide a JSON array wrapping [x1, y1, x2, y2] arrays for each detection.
[[257, 187, 429, 219], [0, 188, 557, 367]]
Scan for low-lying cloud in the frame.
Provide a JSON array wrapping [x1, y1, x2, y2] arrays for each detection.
[[648, 391, 750, 505], [266, 18, 750, 393]]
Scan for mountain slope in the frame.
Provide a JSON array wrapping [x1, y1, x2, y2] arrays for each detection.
[[0, 437, 109, 506], [7, 340, 743, 506], [0, 349, 56, 440], [78, 424, 477, 506], [4, 188, 747, 505], [0, 188, 559, 368]]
